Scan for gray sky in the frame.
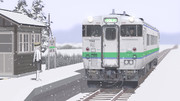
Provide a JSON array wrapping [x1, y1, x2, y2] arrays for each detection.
[[0, 0, 180, 34]]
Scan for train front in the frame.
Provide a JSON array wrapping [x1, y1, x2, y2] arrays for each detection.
[[82, 13, 143, 87]]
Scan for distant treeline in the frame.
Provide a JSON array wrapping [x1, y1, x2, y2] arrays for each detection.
[[56, 44, 82, 49]]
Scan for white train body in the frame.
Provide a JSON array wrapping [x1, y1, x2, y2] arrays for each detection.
[[82, 12, 159, 83]]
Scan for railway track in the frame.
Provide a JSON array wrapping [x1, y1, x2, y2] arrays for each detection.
[[79, 88, 133, 101], [81, 89, 124, 101], [78, 47, 174, 101]]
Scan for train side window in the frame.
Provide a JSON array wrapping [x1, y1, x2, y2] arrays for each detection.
[[137, 25, 142, 36], [147, 34, 149, 46], [105, 28, 116, 40]]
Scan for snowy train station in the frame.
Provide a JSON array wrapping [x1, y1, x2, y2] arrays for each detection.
[[0, 0, 180, 100]]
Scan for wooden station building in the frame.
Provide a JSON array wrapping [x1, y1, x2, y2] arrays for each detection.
[[0, 9, 45, 76]]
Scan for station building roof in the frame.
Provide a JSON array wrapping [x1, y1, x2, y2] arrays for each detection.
[[0, 9, 46, 27]]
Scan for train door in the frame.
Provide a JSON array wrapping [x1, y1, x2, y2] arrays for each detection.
[[102, 25, 119, 68], [143, 28, 147, 65]]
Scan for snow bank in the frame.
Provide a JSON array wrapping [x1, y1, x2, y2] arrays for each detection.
[[128, 45, 180, 101], [0, 63, 84, 101], [159, 44, 174, 52]]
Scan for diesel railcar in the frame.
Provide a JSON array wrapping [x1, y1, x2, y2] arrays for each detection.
[[82, 11, 159, 86]]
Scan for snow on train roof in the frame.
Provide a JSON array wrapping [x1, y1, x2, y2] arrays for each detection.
[[0, 9, 45, 27]]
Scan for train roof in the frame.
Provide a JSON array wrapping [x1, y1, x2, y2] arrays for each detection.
[[83, 11, 159, 32]]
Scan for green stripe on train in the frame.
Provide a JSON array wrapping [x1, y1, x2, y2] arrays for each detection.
[[82, 48, 159, 58]]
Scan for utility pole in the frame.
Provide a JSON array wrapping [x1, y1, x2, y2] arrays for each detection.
[[47, 13, 56, 69]]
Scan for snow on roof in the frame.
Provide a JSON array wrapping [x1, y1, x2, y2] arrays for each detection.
[[0, 9, 46, 27]]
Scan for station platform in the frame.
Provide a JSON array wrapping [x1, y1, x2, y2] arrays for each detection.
[[129, 45, 180, 101], [0, 63, 84, 101]]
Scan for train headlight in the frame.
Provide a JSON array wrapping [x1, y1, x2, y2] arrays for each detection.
[[129, 16, 134, 23], [129, 60, 134, 65], [124, 60, 129, 65], [87, 16, 93, 23]]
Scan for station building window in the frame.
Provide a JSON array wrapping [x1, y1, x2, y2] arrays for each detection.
[[0, 33, 12, 52], [24, 34, 29, 52], [19, 33, 29, 52], [19, 33, 40, 53]]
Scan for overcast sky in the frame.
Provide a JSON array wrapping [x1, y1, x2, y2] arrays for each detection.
[[0, 0, 180, 34]]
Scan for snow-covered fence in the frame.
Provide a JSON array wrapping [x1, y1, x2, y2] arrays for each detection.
[[42, 49, 82, 68], [56, 53, 82, 67]]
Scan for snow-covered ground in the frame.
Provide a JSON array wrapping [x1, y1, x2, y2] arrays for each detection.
[[57, 49, 82, 56], [0, 63, 84, 101], [0, 45, 175, 101], [159, 44, 174, 52], [128, 45, 180, 101]]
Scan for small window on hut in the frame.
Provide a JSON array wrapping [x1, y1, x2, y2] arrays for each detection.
[[19, 33, 29, 53], [24, 34, 29, 52], [19, 33, 40, 53]]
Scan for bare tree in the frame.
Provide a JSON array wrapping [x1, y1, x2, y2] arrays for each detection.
[[13, 0, 32, 17], [31, 0, 46, 22], [13, 0, 50, 51]]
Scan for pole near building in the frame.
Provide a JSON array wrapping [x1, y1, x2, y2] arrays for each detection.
[[47, 37, 56, 69], [47, 13, 57, 69]]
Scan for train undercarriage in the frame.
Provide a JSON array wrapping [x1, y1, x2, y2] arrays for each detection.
[[85, 59, 158, 88]]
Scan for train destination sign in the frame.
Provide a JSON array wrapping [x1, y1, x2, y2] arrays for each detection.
[[104, 18, 118, 23]]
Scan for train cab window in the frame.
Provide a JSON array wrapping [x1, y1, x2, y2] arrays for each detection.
[[105, 28, 116, 40], [121, 25, 136, 37], [82, 25, 86, 36], [82, 25, 102, 37], [121, 25, 142, 37]]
